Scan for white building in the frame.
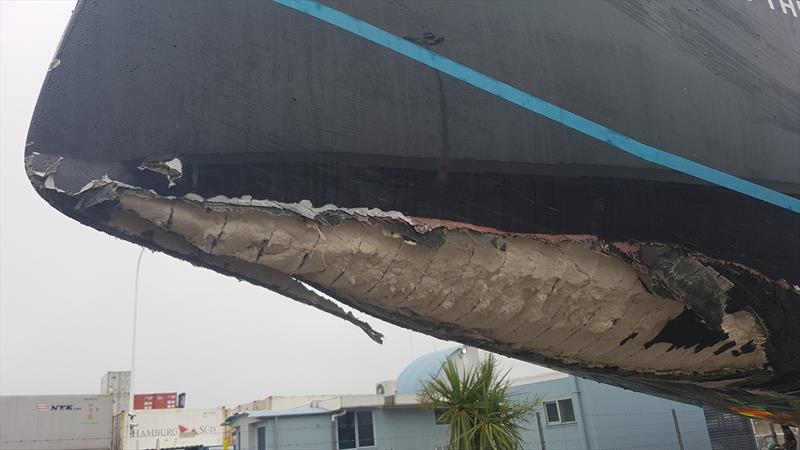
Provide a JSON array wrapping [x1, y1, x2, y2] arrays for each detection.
[[225, 346, 730, 450]]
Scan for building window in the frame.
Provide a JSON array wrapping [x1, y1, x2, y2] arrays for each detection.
[[544, 399, 576, 425], [337, 410, 375, 449], [356, 411, 375, 447]]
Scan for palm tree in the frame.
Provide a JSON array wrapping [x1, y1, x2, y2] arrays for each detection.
[[418, 354, 538, 450]]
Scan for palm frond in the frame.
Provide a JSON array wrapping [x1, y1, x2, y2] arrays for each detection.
[[418, 354, 539, 450]]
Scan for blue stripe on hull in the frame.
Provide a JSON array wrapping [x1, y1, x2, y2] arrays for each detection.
[[272, 0, 800, 214]]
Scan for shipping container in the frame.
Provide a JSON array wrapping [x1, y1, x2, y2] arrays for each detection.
[[122, 407, 225, 450], [100, 372, 130, 396], [0, 394, 113, 450], [133, 393, 177, 410], [101, 372, 131, 416]]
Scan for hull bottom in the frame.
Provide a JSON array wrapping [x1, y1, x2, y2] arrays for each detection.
[[26, 152, 800, 424]]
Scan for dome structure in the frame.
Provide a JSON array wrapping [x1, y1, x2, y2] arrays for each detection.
[[395, 346, 480, 395]]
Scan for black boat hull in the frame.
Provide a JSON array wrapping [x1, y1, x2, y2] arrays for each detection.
[[25, 0, 800, 423]]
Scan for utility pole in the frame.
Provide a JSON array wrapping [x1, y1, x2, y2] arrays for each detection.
[[130, 248, 145, 411], [671, 409, 685, 450], [535, 412, 546, 450], [127, 248, 145, 450]]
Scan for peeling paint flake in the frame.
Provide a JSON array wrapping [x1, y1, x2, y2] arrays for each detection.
[[138, 158, 183, 187]]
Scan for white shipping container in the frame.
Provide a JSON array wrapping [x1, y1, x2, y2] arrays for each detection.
[[101, 371, 131, 416], [123, 407, 225, 450], [101, 371, 130, 395], [0, 394, 113, 450]]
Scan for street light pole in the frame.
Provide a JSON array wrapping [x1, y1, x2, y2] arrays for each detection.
[[129, 248, 145, 413]]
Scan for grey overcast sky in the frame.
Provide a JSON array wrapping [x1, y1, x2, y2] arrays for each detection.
[[0, 1, 549, 409]]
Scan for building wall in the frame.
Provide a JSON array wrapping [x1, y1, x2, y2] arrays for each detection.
[[511, 376, 583, 450], [231, 415, 259, 450], [237, 408, 448, 450], [250, 415, 331, 450], [510, 375, 713, 450], [578, 378, 711, 450], [373, 408, 448, 449], [233, 374, 716, 450]]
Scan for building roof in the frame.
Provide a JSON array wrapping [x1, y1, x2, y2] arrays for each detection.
[[510, 371, 569, 386], [395, 346, 464, 395], [248, 405, 331, 418], [224, 405, 331, 425], [222, 346, 569, 427]]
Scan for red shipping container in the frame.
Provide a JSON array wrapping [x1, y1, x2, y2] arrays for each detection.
[[133, 393, 177, 410]]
